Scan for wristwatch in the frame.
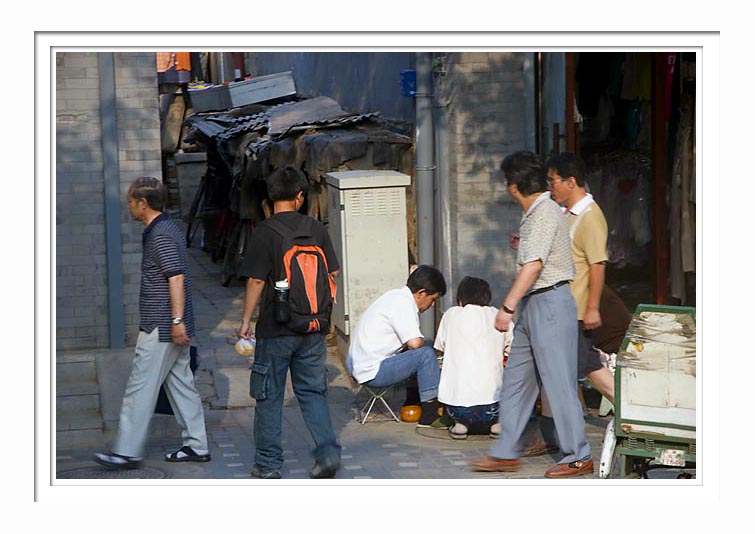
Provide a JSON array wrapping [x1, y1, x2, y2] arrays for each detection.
[[501, 304, 515, 315], [172, 317, 183, 325]]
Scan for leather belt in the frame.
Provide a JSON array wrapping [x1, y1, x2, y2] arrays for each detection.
[[528, 280, 569, 296]]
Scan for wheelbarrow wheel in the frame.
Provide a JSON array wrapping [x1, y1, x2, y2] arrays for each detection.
[[598, 418, 616, 478], [601, 420, 644, 479]]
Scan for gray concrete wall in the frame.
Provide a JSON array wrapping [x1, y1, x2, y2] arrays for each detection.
[[247, 52, 416, 123], [435, 52, 531, 309], [56, 52, 162, 350]]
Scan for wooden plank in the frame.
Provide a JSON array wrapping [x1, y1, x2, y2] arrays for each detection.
[[161, 93, 186, 153], [651, 53, 670, 304], [269, 96, 345, 135]]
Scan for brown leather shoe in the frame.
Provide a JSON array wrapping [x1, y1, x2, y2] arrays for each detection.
[[521, 437, 559, 457], [544, 458, 594, 478], [470, 456, 520, 472]]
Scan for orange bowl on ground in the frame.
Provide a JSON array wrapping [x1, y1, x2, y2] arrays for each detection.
[[400, 405, 422, 423]]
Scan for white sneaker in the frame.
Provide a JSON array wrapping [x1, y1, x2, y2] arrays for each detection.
[[449, 423, 468, 440]]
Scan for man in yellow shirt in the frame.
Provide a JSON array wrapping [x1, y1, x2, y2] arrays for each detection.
[[523, 152, 615, 457]]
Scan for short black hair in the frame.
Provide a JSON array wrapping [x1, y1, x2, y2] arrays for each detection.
[[500, 150, 548, 196], [266, 165, 310, 202], [456, 276, 492, 307], [546, 152, 587, 187], [407, 265, 447, 296], [128, 177, 166, 211]]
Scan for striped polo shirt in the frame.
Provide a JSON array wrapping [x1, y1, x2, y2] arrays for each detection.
[[139, 213, 195, 342], [517, 192, 575, 292]]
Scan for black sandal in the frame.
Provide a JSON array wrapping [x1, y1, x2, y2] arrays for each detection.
[[165, 445, 211, 462]]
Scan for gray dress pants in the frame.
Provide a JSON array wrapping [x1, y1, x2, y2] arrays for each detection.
[[491, 285, 591, 464], [114, 327, 208, 458]]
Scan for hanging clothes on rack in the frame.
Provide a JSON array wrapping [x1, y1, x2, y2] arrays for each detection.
[[669, 96, 695, 304]]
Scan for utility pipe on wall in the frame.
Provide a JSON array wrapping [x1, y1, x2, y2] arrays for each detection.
[[98, 53, 125, 349], [415, 52, 436, 338], [220, 53, 227, 83]]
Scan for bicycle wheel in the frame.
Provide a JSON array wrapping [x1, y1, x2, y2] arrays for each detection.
[[212, 208, 238, 264], [221, 219, 252, 287], [220, 222, 242, 286], [186, 176, 207, 247]]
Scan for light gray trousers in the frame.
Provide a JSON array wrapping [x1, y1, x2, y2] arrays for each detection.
[[491, 285, 591, 464], [114, 328, 208, 458]]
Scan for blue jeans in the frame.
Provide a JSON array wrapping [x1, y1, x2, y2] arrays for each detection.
[[446, 402, 500, 426], [363, 345, 439, 402], [249, 334, 341, 471]]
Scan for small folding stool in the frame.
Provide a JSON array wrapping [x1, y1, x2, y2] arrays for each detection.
[[357, 385, 400, 424]]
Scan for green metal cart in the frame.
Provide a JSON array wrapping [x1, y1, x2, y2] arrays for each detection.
[[598, 304, 696, 479]]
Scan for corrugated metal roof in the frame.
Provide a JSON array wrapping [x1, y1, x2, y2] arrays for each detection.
[[216, 114, 270, 141], [277, 111, 380, 136], [207, 112, 267, 125], [184, 99, 382, 146], [187, 119, 228, 139]]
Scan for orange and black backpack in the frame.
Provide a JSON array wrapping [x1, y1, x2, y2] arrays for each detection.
[[267, 217, 337, 334]]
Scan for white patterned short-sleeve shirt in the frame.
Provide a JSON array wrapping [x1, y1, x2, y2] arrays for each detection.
[[517, 192, 575, 292]]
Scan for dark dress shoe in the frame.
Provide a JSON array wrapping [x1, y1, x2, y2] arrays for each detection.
[[521, 437, 559, 457], [93, 452, 143, 470], [470, 456, 520, 472], [544, 458, 594, 478]]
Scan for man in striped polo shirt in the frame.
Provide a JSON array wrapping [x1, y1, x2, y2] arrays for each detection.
[[470, 151, 592, 478], [520, 153, 615, 458], [94, 177, 210, 469]]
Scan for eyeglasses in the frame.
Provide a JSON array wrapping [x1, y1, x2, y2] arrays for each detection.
[[547, 178, 567, 187]]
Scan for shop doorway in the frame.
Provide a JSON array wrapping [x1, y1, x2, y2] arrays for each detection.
[[539, 52, 696, 311]]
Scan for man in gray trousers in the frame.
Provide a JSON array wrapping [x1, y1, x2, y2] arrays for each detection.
[[470, 151, 592, 478], [94, 177, 210, 469]]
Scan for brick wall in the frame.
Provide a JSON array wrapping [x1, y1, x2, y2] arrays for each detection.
[[56, 52, 162, 350], [436, 52, 530, 307]]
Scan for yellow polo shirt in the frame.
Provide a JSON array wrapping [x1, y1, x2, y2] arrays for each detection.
[[567, 195, 608, 320]]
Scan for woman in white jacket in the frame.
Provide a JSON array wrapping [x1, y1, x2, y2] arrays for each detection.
[[434, 277, 513, 439]]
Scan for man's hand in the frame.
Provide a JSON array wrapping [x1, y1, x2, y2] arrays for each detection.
[[240, 278, 264, 341], [583, 308, 602, 330], [238, 318, 253, 340], [171, 323, 191, 346], [495, 308, 513, 332], [405, 337, 424, 350]]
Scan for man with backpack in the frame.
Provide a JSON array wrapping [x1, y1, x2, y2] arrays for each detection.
[[238, 165, 341, 479]]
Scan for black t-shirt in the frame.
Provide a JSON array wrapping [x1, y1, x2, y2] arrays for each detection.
[[238, 211, 340, 338], [592, 285, 632, 354]]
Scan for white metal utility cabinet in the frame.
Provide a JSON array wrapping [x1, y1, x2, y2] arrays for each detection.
[[325, 170, 411, 359]]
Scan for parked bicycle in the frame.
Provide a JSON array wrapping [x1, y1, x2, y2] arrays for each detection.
[[219, 218, 255, 287], [185, 168, 231, 254], [185, 172, 211, 249]]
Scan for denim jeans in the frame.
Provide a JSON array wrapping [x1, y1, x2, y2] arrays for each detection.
[[446, 402, 500, 426], [363, 345, 439, 402], [249, 334, 341, 471]]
